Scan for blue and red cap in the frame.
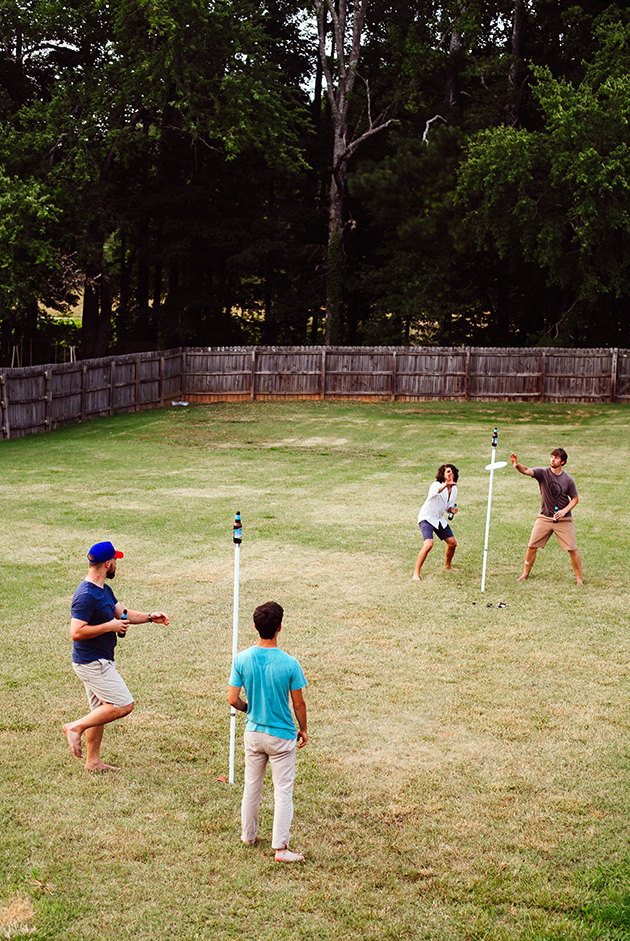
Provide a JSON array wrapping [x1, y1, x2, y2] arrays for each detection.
[[87, 541, 124, 564]]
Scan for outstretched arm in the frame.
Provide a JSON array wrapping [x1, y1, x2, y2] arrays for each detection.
[[511, 453, 535, 477], [114, 603, 169, 625]]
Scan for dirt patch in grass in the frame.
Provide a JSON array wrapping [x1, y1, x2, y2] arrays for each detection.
[[0, 897, 36, 938]]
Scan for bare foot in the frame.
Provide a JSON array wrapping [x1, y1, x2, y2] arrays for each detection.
[[412, 574, 421, 581], [85, 761, 120, 772], [275, 849, 305, 863], [576, 578, 584, 586], [516, 574, 529, 581], [444, 566, 458, 571], [63, 723, 83, 759]]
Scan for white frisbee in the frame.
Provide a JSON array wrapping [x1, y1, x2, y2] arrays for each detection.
[[485, 460, 508, 470]]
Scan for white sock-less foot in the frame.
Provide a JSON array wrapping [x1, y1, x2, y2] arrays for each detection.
[[275, 848, 305, 862]]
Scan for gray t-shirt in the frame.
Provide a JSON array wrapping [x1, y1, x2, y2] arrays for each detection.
[[532, 467, 578, 518]]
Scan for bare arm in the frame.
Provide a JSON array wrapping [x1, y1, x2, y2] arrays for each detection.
[[555, 495, 579, 519], [510, 453, 535, 477], [228, 684, 247, 712], [113, 603, 169, 625], [291, 688, 308, 747], [70, 616, 127, 641]]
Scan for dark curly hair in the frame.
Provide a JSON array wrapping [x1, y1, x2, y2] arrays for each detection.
[[436, 464, 459, 483]]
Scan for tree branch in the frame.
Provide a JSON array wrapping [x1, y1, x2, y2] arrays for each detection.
[[336, 117, 398, 171], [422, 114, 447, 145]]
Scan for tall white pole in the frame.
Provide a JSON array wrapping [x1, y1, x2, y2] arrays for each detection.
[[229, 511, 242, 785], [481, 429, 498, 593], [481, 429, 507, 593]]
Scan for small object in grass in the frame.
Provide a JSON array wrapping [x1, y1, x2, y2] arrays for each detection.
[[171, 401, 189, 406], [496, 602, 508, 608], [486, 603, 493, 608], [216, 775, 228, 783]]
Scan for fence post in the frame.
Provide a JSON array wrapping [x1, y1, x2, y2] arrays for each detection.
[[109, 361, 116, 416], [181, 350, 188, 401], [391, 351, 397, 401], [45, 370, 52, 431], [539, 352, 546, 402], [610, 348, 619, 403], [321, 349, 327, 400], [0, 375, 10, 439], [464, 348, 471, 401], [250, 350, 257, 400], [135, 356, 141, 411], [81, 365, 87, 422], [159, 356, 165, 407]]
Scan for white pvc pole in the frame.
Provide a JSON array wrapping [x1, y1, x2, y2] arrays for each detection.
[[228, 514, 242, 784], [481, 429, 498, 593]]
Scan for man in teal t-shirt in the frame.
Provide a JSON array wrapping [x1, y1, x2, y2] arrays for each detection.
[[229, 601, 308, 863]]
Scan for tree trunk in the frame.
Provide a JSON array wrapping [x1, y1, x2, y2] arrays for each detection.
[[506, 0, 525, 127], [445, 29, 463, 114], [137, 215, 150, 319], [119, 229, 130, 324], [324, 132, 348, 345], [81, 262, 100, 359], [314, 0, 396, 345], [80, 239, 112, 359]]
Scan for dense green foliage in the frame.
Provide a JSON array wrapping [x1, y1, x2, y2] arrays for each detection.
[[0, 0, 629, 362]]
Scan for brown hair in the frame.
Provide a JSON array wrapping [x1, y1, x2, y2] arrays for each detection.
[[253, 601, 284, 639], [551, 448, 568, 465], [436, 464, 459, 483]]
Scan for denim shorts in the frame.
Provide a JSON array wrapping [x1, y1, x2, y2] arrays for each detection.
[[419, 520, 454, 541]]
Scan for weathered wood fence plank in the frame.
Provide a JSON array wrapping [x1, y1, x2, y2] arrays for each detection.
[[1, 346, 628, 439], [1, 374, 10, 439]]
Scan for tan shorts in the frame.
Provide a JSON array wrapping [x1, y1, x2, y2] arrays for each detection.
[[528, 515, 578, 551], [72, 659, 134, 710]]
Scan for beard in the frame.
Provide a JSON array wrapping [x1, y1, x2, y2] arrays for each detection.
[[106, 567, 116, 579]]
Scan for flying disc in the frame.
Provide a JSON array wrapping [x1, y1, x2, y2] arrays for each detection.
[[485, 460, 508, 470]]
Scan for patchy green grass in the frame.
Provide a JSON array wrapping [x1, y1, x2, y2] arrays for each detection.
[[1, 400, 629, 940]]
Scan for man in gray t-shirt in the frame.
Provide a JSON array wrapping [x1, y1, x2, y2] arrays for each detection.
[[510, 448, 583, 585]]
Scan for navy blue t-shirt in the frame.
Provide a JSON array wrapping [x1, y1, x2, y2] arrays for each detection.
[[71, 580, 118, 664]]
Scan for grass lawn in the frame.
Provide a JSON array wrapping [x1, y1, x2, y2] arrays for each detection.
[[1, 399, 629, 940]]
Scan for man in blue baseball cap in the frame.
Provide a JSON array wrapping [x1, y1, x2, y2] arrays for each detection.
[[63, 541, 169, 771]]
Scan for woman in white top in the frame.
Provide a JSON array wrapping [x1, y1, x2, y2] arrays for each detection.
[[412, 464, 459, 580]]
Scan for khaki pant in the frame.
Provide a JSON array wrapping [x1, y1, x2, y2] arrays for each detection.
[[241, 731, 297, 850]]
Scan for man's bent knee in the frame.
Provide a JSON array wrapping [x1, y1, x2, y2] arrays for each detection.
[[423, 540, 434, 550]]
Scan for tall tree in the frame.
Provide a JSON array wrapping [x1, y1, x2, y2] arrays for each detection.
[[456, 15, 630, 345], [313, 0, 396, 343], [0, 0, 311, 359]]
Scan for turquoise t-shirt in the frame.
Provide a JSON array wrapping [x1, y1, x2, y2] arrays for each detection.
[[229, 646, 307, 740]]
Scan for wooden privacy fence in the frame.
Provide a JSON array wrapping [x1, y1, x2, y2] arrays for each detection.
[[0, 350, 185, 440], [2, 346, 630, 439], [183, 346, 630, 403]]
